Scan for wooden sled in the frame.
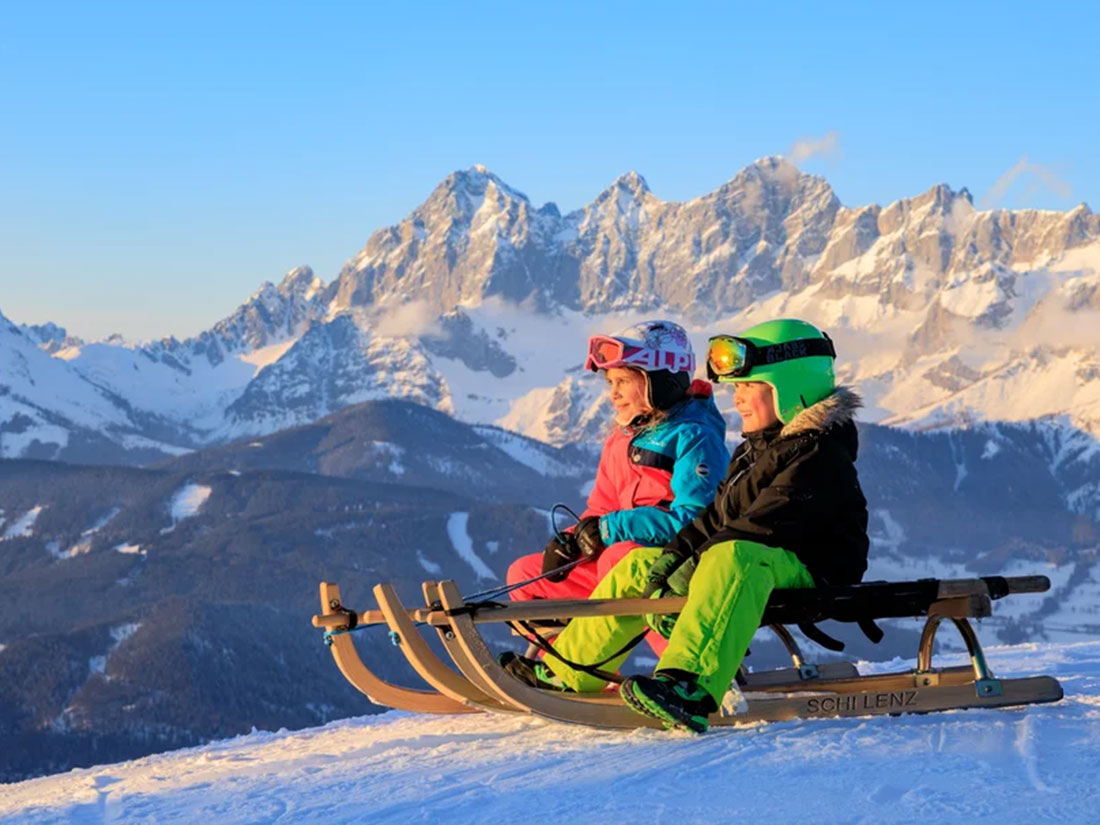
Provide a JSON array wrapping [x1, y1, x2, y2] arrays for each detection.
[[313, 581, 857, 717], [312, 575, 1063, 728]]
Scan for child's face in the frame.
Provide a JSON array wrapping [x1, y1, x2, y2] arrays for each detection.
[[733, 381, 780, 432], [605, 367, 651, 425]]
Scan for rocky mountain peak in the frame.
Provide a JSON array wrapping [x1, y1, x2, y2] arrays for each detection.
[[277, 266, 323, 298], [428, 166, 532, 219], [913, 182, 968, 215], [738, 155, 815, 186], [18, 321, 85, 354], [581, 172, 655, 223], [715, 157, 839, 218], [609, 170, 650, 197]]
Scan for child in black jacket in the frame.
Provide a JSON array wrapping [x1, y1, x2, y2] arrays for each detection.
[[507, 318, 869, 733]]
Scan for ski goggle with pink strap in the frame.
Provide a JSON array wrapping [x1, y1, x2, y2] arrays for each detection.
[[584, 335, 695, 373]]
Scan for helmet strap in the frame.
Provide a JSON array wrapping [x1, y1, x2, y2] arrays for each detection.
[[753, 335, 835, 367]]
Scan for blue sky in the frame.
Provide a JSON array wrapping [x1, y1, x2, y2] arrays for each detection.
[[2, 1, 1097, 340]]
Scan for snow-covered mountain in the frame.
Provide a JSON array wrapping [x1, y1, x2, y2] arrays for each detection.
[[3, 640, 1098, 824], [3, 159, 1099, 479], [0, 314, 189, 464]]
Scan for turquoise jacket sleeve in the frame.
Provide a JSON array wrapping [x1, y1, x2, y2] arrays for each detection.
[[599, 423, 729, 547]]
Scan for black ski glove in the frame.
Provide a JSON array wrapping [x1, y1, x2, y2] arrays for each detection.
[[541, 535, 580, 582], [574, 516, 605, 559]]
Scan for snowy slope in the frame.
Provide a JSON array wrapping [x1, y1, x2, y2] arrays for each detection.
[[2, 640, 1098, 824], [0, 312, 187, 461]]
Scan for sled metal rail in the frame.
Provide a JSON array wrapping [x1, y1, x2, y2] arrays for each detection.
[[313, 574, 1062, 728]]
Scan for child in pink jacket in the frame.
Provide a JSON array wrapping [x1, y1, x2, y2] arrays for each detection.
[[506, 321, 729, 612]]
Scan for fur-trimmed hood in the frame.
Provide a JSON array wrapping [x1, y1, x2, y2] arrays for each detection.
[[663, 382, 869, 586], [780, 386, 862, 438]]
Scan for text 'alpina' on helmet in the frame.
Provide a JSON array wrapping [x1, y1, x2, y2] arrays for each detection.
[[586, 320, 695, 411]]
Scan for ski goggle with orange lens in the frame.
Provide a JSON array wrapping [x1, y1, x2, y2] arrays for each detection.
[[706, 334, 836, 381], [585, 335, 694, 373]]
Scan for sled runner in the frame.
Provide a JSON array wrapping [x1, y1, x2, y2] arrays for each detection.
[[312, 575, 1063, 728]]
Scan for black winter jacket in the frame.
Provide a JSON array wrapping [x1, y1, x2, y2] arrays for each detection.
[[663, 386, 869, 586]]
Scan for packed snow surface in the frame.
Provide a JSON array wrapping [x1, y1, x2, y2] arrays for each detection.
[[2, 641, 1099, 824]]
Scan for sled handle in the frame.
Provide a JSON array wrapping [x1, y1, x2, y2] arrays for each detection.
[[312, 583, 431, 629]]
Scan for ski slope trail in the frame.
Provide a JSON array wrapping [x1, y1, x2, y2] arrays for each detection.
[[3, 641, 1099, 824]]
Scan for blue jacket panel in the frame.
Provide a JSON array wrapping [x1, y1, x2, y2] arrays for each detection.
[[600, 393, 729, 547]]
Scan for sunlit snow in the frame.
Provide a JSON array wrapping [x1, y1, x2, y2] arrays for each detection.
[[2, 641, 1097, 825]]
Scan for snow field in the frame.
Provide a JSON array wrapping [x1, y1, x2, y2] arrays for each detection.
[[471, 425, 578, 478], [87, 624, 140, 678], [48, 508, 123, 561], [169, 484, 212, 521], [2, 641, 1100, 824], [445, 512, 495, 580], [161, 484, 212, 533], [0, 506, 43, 541]]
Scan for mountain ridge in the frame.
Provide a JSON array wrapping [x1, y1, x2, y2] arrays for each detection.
[[2, 160, 1098, 464]]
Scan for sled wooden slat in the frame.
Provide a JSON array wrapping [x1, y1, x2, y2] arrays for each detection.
[[312, 576, 1048, 631], [935, 575, 1047, 598], [716, 676, 1064, 726], [741, 660, 859, 687], [419, 575, 1048, 628], [375, 582, 519, 713], [425, 595, 689, 626], [420, 582, 541, 711], [317, 582, 475, 715]]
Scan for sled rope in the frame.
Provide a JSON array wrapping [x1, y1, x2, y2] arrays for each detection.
[[461, 556, 588, 604], [461, 503, 587, 604], [507, 619, 647, 684]]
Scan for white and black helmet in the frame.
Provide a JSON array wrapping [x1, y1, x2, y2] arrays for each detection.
[[585, 320, 695, 410]]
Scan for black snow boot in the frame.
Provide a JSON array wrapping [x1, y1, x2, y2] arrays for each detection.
[[498, 651, 569, 691], [620, 671, 717, 733]]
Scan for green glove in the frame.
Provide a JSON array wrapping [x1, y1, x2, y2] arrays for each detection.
[[642, 551, 684, 598], [642, 551, 695, 639], [642, 551, 696, 598], [643, 593, 679, 639], [665, 555, 697, 597]]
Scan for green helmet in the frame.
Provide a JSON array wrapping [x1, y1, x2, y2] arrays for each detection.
[[707, 318, 836, 425]]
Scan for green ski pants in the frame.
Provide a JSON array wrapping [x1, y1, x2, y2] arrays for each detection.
[[545, 540, 815, 705]]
